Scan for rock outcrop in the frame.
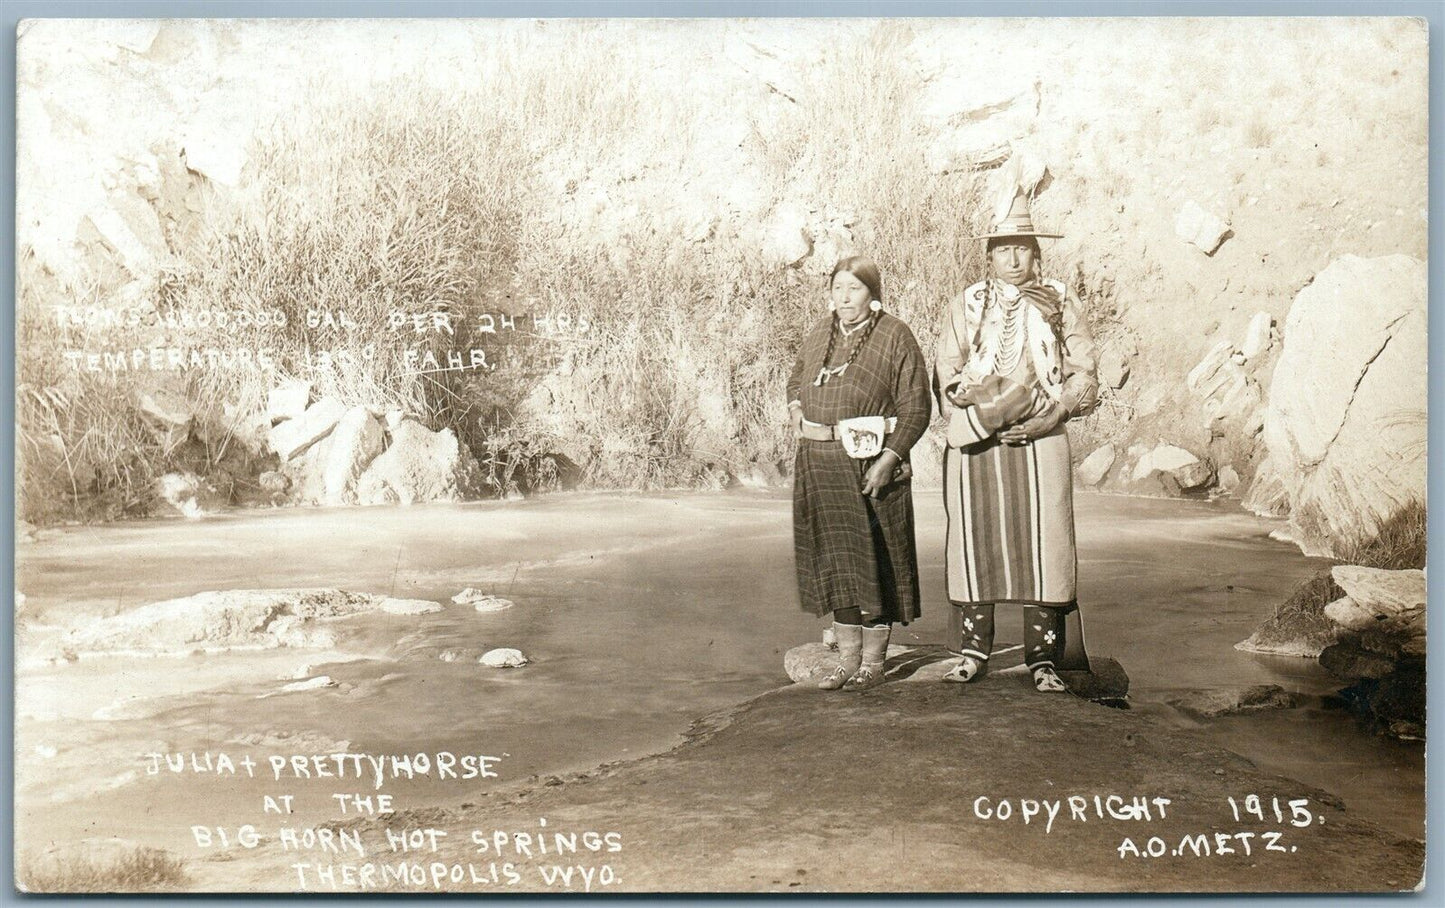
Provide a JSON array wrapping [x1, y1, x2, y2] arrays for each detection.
[[154, 471, 223, 518], [1262, 255, 1426, 558], [60, 588, 441, 656], [1241, 562, 1424, 738], [266, 382, 312, 425], [318, 407, 384, 506], [1076, 443, 1116, 487], [921, 78, 1040, 173], [1174, 200, 1231, 255], [1236, 612, 1340, 659], [1187, 340, 1263, 431], [135, 388, 193, 452], [1239, 311, 1275, 361], [1241, 455, 1291, 517], [1128, 443, 1214, 493], [267, 397, 347, 462], [14, 20, 1429, 530], [1324, 566, 1425, 643], [452, 590, 515, 612], [355, 419, 482, 506], [1098, 348, 1131, 390], [1317, 566, 1425, 739], [1170, 684, 1299, 718]]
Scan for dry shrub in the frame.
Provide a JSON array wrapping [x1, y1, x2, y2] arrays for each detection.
[[18, 846, 188, 893], [1348, 498, 1427, 571], [14, 257, 163, 523], [1266, 499, 1426, 635], [19, 22, 998, 514]]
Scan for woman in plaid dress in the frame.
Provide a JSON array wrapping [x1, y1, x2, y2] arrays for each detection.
[[935, 191, 1099, 693], [787, 256, 932, 692]]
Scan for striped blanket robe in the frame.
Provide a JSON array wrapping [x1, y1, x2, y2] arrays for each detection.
[[936, 279, 1099, 606]]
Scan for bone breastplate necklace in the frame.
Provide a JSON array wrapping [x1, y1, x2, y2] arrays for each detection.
[[993, 288, 1027, 377]]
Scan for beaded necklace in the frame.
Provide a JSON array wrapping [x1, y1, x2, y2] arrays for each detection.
[[813, 312, 881, 386]]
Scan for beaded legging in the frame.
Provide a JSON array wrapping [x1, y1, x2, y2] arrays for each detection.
[[954, 602, 1069, 670]]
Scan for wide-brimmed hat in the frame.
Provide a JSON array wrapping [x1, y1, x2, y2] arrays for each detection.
[[973, 190, 1062, 241]]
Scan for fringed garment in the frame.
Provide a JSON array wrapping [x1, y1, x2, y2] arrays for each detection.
[[936, 278, 1099, 608]]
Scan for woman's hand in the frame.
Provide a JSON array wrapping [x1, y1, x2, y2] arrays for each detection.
[[998, 400, 1067, 446], [789, 404, 805, 439], [861, 449, 902, 498]]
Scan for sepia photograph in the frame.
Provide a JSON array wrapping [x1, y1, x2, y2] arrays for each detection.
[[8, 7, 1432, 894]]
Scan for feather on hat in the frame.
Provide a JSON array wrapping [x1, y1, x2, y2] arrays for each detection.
[[973, 179, 1062, 241]]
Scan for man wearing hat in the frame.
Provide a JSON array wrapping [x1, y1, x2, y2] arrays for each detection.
[[934, 187, 1099, 692]]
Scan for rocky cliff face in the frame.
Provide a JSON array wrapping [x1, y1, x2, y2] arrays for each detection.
[[15, 19, 1429, 546], [1261, 256, 1426, 558]]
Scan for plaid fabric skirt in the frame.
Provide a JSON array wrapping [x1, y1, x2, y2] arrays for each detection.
[[793, 440, 921, 624], [943, 426, 1077, 605]]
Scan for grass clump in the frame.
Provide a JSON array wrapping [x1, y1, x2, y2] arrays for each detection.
[[18, 845, 189, 893], [15, 260, 165, 523], [1260, 500, 1427, 646]]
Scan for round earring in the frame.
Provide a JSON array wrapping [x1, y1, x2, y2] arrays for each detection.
[[828, 299, 836, 312], [869, 300, 882, 312]]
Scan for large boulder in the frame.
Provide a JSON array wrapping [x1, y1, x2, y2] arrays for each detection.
[[135, 387, 192, 451], [153, 471, 224, 518], [1236, 614, 1339, 659], [267, 397, 346, 462], [1319, 641, 1397, 681], [83, 188, 169, 277], [1075, 443, 1115, 487], [1318, 565, 1426, 740], [1098, 348, 1131, 389], [180, 127, 247, 186], [355, 419, 482, 505], [1129, 444, 1212, 492], [1130, 443, 1198, 481], [1324, 566, 1425, 638], [1217, 465, 1241, 495], [319, 407, 384, 506], [135, 387, 191, 428], [266, 381, 312, 425], [1263, 255, 1426, 557], [1172, 459, 1217, 492]]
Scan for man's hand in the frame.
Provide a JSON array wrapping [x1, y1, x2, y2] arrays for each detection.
[[946, 385, 975, 408], [862, 450, 902, 498], [998, 400, 1067, 446]]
